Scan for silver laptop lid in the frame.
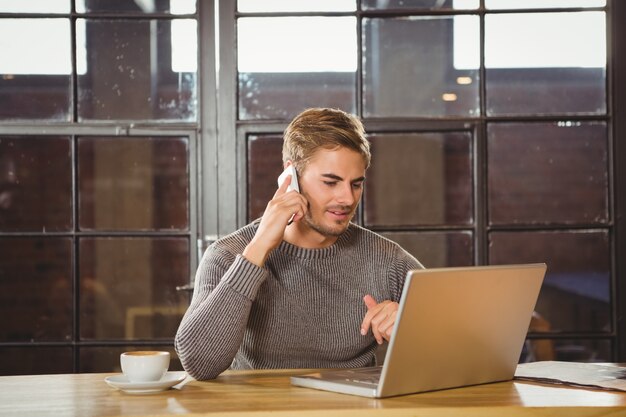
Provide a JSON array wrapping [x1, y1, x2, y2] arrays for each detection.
[[378, 263, 546, 397]]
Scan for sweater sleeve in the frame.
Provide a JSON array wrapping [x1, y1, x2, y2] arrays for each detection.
[[174, 245, 268, 380], [388, 246, 425, 302]]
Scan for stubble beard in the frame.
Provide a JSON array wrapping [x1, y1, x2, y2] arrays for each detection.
[[303, 205, 355, 237]]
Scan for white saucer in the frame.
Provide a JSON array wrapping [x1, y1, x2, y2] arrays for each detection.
[[105, 371, 187, 394]]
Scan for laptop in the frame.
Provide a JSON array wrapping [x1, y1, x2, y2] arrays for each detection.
[[290, 263, 547, 398]]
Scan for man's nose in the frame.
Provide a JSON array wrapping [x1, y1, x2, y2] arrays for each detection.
[[336, 183, 356, 206]]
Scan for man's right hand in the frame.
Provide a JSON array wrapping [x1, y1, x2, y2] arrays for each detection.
[[242, 175, 307, 267]]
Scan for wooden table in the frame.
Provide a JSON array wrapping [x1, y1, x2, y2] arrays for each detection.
[[1, 368, 625, 417]]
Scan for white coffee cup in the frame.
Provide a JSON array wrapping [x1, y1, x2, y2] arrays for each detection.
[[120, 351, 170, 383]]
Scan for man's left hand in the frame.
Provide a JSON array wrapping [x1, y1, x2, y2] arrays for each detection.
[[360, 295, 399, 344]]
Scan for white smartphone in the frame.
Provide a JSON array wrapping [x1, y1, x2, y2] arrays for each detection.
[[277, 164, 299, 193], [277, 164, 299, 225]]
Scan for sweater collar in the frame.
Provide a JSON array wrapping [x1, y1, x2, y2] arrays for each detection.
[[276, 223, 356, 259]]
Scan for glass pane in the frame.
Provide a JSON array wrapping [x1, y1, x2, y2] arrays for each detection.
[[552, 339, 611, 362], [79, 237, 190, 340], [0, 19, 71, 120], [0, 238, 73, 342], [485, 12, 606, 115], [488, 122, 608, 225], [521, 339, 611, 363], [363, 16, 480, 117], [362, 0, 478, 10], [247, 134, 283, 222], [381, 232, 473, 268], [77, 19, 197, 121], [76, 0, 196, 14], [238, 0, 355, 12], [0, 136, 72, 232], [487, 0, 605, 9], [0, 347, 72, 376], [365, 132, 473, 227], [238, 17, 356, 120], [489, 230, 611, 333], [0, 0, 69, 13], [78, 137, 189, 231], [79, 345, 183, 373]]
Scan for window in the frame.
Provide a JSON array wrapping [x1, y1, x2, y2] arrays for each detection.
[[237, 16, 357, 119], [0, 1, 200, 375]]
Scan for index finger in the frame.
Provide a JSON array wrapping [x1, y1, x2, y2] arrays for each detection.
[[273, 174, 293, 198], [360, 304, 381, 336]]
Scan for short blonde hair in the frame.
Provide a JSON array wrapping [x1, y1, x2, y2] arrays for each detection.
[[282, 108, 371, 174]]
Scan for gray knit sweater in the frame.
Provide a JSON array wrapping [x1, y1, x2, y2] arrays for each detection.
[[175, 220, 423, 380]]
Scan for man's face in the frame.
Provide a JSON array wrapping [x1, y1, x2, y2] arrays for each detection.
[[297, 147, 366, 237]]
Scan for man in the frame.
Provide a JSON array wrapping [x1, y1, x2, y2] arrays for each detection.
[[175, 108, 423, 380]]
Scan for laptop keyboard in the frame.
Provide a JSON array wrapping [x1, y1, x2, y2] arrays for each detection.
[[339, 367, 382, 386]]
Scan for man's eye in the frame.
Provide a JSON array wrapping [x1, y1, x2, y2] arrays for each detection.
[[323, 181, 337, 187], [352, 183, 363, 189]]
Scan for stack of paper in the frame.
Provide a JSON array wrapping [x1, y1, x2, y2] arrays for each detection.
[[515, 361, 626, 391]]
